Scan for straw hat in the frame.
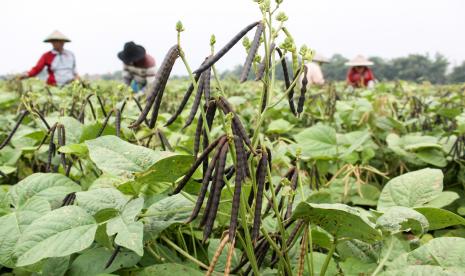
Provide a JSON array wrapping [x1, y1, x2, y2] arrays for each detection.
[[345, 55, 373, 66], [312, 53, 329, 63], [43, 30, 71, 43]]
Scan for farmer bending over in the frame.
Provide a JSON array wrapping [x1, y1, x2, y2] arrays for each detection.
[[19, 31, 79, 86], [118, 42, 156, 93], [300, 53, 329, 87], [345, 55, 375, 89]]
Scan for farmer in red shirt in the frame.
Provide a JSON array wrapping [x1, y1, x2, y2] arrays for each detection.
[[345, 55, 375, 88], [19, 31, 79, 86]]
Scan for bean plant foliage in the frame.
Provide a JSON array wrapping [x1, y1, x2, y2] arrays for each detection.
[[1, 1, 465, 275]]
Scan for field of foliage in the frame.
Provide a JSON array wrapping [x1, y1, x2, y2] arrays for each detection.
[[2, 1, 465, 275]]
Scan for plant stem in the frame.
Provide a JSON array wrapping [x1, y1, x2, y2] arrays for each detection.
[[371, 236, 394, 276], [320, 240, 336, 276], [161, 235, 210, 270]]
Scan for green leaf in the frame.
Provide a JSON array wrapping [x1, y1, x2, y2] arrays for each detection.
[[414, 207, 465, 230], [293, 203, 382, 242], [46, 116, 83, 144], [381, 265, 465, 276], [293, 124, 338, 160], [266, 119, 294, 134], [303, 252, 338, 276], [406, 237, 465, 268], [376, 207, 429, 235], [377, 168, 443, 211], [415, 149, 447, 167], [15, 206, 98, 266], [57, 143, 88, 156], [42, 256, 70, 276], [423, 191, 459, 208], [68, 247, 141, 276], [9, 173, 81, 209], [339, 257, 376, 276], [134, 263, 204, 276], [85, 136, 163, 178], [142, 194, 194, 239], [107, 198, 144, 256], [75, 188, 130, 215], [0, 198, 51, 267]]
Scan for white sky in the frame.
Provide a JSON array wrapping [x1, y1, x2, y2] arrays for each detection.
[[1, 0, 464, 75]]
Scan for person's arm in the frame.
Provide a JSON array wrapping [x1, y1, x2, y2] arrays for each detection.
[[72, 52, 80, 80], [346, 69, 355, 86], [21, 53, 48, 79]]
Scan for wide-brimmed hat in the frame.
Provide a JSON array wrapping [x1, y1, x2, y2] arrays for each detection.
[[43, 30, 71, 42], [345, 55, 373, 66], [313, 53, 329, 63], [118, 42, 146, 64]]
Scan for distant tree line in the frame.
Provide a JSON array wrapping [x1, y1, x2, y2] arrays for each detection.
[[222, 53, 465, 84]]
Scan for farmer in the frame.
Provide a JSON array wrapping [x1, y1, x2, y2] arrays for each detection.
[[300, 53, 329, 86], [118, 41, 156, 93], [345, 55, 376, 88], [19, 30, 79, 86]]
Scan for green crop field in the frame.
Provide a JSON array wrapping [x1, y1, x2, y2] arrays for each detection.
[[1, 1, 465, 275]]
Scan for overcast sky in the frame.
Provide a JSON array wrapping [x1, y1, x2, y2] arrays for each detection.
[[1, 0, 464, 75]]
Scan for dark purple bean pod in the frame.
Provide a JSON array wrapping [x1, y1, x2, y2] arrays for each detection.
[[183, 73, 205, 129], [130, 45, 180, 128], [193, 21, 260, 75], [32, 109, 51, 130], [252, 150, 268, 242], [297, 65, 309, 115], [186, 137, 227, 224], [193, 112, 204, 157], [133, 97, 149, 126], [255, 43, 275, 81], [87, 97, 97, 120], [0, 110, 29, 150], [157, 129, 172, 151], [170, 135, 227, 195], [275, 48, 296, 115], [240, 22, 264, 83], [97, 109, 114, 137], [57, 124, 67, 169], [203, 67, 212, 101], [97, 95, 107, 117], [114, 109, 121, 137], [203, 142, 229, 242], [104, 246, 121, 269], [61, 192, 76, 207], [228, 135, 247, 241], [218, 97, 253, 152], [46, 123, 58, 172], [200, 157, 220, 228]]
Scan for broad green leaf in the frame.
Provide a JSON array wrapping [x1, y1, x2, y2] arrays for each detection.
[[0, 198, 50, 267], [9, 173, 81, 209], [339, 257, 376, 276], [142, 194, 194, 239], [377, 168, 443, 211], [302, 252, 338, 276], [46, 116, 83, 144], [337, 239, 380, 263], [15, 206, 98, 266], [75, 188, 130, 215], [134, 263, 204, 276], [107, 198, 144, 255], [415, 207, 465, 230], [68, 247, 141, 276], [381, 265, 465, 276], [80, 121, 116, 143], [85, 135, 163, 178], [406, 237, 465, 268], [376, 207, 429, 235], [293, 124, 338, 160], [415, 149, 447, 167], [266, 119, 294, 134], [42, 256, 70, 276], [423, 191, 459, 208], [0, 165, 16, 175], [124, 154, 194, 195], [293, 203, 382, 242], [0, 185, 10, 215], [57, 143, 88, 156]]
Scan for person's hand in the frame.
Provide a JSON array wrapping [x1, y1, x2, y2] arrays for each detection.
[[16, 73, 28, 80]]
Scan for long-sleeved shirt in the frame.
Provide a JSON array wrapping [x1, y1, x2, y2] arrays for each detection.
[[122, 54, 156, 91], [300, 62, 325, 86], [27, 49, 77, 86], [346, 67, 375, 88]]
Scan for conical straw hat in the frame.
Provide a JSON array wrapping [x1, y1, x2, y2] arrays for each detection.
[[345, 55, 373, 66], [43, 30, 71, 42], [313, 53, 329, 63]]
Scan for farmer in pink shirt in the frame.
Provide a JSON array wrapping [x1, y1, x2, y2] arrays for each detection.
[[300, 53, 329, 86]]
